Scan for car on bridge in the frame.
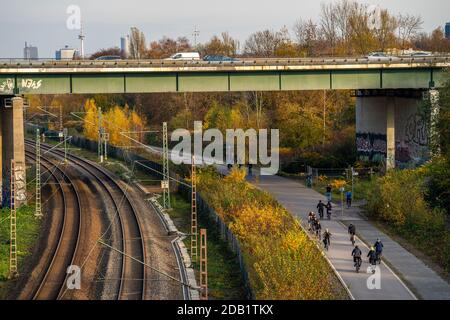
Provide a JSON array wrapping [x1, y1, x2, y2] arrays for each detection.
[[409, 51, 432, 57], [203, 55, 239, 62], [95, 55, 122, 61], [165, 52, 201, 61], [366, 52, 398, 61]]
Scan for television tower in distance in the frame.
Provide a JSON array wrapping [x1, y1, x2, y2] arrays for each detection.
[[78, 22, 85, 59]]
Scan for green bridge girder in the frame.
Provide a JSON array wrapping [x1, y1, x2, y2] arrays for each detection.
[[0, 58, 448, 95]]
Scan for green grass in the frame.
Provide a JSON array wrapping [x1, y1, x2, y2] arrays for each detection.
[[163, 193, 247, 300], [0, 205, 40, 299]]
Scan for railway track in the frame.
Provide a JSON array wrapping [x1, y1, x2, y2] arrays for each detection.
[[24, 148, 82, 300], [25, 140, 147, 300]]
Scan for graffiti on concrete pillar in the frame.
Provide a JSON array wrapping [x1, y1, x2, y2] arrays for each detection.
[[356, 133, 387, 162], [15, 162, 27, 202], [405, 114, 428, 147]]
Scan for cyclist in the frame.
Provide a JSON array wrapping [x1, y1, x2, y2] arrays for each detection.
[[326, 184, 332, 201], [317, 200, 325, 219], [323, 229, 332, 250], [326, 201, 332, 220], [351, 245, 362, 269], [308, 212, 314, 231], [367, 246, 377, 266], [348, 223, 356, 245], [346, 190, 353, 208], [374, 238, 384, 263], [315, 221, 322, 239]]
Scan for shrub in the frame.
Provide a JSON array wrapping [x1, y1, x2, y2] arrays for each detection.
[[365, 166, 450, 272]]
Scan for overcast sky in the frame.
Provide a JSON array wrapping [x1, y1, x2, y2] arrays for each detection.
[[1, 0, 448, 57]]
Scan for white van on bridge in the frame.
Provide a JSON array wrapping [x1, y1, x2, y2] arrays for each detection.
[[165, 52, 201, 61]]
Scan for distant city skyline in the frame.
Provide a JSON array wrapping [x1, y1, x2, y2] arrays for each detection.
[[1, 0, 449, 57]]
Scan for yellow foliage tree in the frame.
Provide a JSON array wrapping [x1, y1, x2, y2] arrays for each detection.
[[82, 99, 146, 147], [83, 99, 99, 141]]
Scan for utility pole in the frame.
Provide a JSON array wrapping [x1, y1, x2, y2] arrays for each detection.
[[98, 107, 103, 163], [162, 122, 171, 209], [191, 155, 198, 264], [63, 128, 68, 164], [323, 90, 326, 146], [35, 129, 42, 219], [200, 228, 208, 300], [104, 132, 109, 161], [59, 105, 63, 142], [10, 160, 18, 278]]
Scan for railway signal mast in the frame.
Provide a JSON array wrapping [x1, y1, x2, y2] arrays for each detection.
[[98, 107, 104, 163], [200, 228, 208, 300], [191, 155, 198, 264], [162, 122, 171, 209], [10, 160, 18, 278], [35, 129, 43, 219]]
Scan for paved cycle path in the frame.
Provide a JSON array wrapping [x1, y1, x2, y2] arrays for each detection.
[[251, 174, 417, 300], [251, 173, 450, 300]]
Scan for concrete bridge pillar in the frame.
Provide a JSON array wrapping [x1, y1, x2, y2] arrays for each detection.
[[1, 96, 27, 207], [356, 90, 429, 171], [386, 99, 396, 170]]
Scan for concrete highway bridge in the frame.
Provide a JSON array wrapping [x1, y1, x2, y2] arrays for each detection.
[[0, 56, 449, 204]]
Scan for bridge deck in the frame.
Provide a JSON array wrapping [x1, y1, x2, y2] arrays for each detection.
[[0, 57, 448, 94]]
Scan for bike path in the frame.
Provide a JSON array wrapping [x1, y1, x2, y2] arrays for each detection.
[[250, 174, 417, 300]]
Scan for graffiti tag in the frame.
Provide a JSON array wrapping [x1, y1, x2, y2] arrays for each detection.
[[356, 133, 387, 155], [15, 163, 27, 202], [21, 78, 42, 90], [0, 78, 14, 93], [405, 114, 428, 147], [0, 78, 43, 93]]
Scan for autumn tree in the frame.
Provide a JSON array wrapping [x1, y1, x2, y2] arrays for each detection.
[[200, 32, 239, 57], [293, 19, 320, 56], [147, 36, 192, 59], [397, 13, 423, 51], [90, 47, 122, 60], [373, 10, 398, 52], [83, 99, 99, 141], [244, 29, 283, 57], [129, 27, 147, 59], [349, 4, 376, 55]]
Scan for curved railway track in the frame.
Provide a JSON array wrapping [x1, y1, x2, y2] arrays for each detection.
[[25, 140, 146, 300], [24, 148, 82, 300]]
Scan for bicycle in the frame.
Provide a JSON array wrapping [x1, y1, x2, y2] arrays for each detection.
[[323, 237, 330, 251], [354, 257, 362, 273], [350, 234, 355, 246]]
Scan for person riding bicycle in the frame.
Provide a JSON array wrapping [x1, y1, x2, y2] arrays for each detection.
[[367, 246, 377, 265], [351, 245, 362, 267], [315, 221, 322, 239], [374, 238, 384, 262], [326, 201, 332, 219], [308, 212, 314, 231], [348, 223, 356, 236], [323, 228, 331, 248], [317, 200, 325, 219]]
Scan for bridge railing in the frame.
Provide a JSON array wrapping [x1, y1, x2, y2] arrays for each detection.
[[1, 55, 449, 68]]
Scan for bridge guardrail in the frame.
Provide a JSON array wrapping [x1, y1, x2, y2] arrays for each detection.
[[2, 55, 450, 69]]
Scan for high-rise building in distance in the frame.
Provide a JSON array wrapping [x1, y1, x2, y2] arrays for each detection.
[[445, 23, 450, 39], [121, 36, 130, 58], [24, 42, 38, 60]]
